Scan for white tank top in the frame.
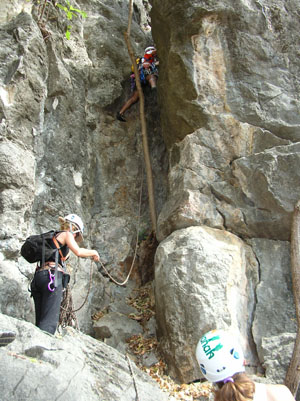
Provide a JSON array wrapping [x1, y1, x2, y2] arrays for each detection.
[[253, 382, 268, 401]]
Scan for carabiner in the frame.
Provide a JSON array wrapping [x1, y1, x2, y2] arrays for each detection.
[[48, 270, 55, 292]]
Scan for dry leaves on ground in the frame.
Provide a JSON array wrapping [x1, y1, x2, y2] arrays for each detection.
[[127, 283, 155, 324], [143, 361, 212, 400], [126, 333, 158, 355], [127, 284, 212, 400]]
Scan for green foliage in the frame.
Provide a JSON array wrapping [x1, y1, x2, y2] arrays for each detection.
[[66, 25, 72, 40], [56, 1, 87, 21], [33, 0, 87, 41], [56, 0, 87, 39]]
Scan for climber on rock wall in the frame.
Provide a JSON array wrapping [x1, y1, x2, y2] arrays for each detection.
[[29, 214, 100, 335], [116, 46, 159, 122]]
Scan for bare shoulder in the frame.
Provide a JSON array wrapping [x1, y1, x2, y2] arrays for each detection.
[[56, 231, 70, 245], [265, 383, 295, 401]]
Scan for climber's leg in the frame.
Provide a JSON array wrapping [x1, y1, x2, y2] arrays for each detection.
[[117, 91, 140, 122]]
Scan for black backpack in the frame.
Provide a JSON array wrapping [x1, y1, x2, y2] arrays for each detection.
[[21, 231, 68, 289], [21, 230, 59, 265]]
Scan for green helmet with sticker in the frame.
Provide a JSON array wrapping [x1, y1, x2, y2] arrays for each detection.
[[195, 329, 245, 382]]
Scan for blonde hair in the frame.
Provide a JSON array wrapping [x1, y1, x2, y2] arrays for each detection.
[[58, 217, 78, 233], [214, 373, 255, 401]]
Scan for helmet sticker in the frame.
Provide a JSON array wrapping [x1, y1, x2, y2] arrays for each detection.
[[200, 334, 223, 360], [200, 364, 207, 375], [230, 348, 241, 359]]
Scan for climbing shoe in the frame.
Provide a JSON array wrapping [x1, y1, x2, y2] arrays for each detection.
[[116, 112, 126, 122], [0, 331, 16, 346]]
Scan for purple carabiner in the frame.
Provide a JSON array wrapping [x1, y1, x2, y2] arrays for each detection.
[[48, 270, 55, 292]]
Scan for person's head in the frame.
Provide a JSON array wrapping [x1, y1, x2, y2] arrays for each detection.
[[58, 214, 84, 242], [196, 329, 255, 401], [144, 46, 156, 56]]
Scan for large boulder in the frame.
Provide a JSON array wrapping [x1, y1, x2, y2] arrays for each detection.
[[154, 225, 297, 384], [155, 225, 259, 383]]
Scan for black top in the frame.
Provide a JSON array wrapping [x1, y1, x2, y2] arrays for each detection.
[[48, 232, 69, 264]]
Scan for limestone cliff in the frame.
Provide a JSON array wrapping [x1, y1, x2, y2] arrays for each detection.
[[151, 0, 299, 384], [0, 0, 299, 397]]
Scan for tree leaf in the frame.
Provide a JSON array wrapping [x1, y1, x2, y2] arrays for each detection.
[[56, 3, 68, 12]]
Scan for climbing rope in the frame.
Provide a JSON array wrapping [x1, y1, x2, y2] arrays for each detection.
[[72, 260, 94, 312], [59, 286, 79, 329], [58, 144, 146, 334], [59, 260, 94, 328], [59, 163, 143, 327], [126, 353, 141, 401], [96, 163, 144, 286]]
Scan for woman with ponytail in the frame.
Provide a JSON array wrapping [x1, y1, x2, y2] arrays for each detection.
[[196, 329, 295, 401]]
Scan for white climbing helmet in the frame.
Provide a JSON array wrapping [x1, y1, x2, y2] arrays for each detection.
[[64, 213, 84, 238], [195, 329, 245, 383], [144, 46, 156, 54]]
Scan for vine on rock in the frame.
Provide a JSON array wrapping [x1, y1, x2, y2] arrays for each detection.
[[56, 0, 87, 39], [34, 0, 86, 40], [124, 0, 157, 236]]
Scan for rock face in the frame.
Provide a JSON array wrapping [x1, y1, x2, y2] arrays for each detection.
[[155, 226, 259, 383], [0, 1, 168, 395], [0, 0, 166, 333], [151, 0, 299, 385], [1, 0, 300, 396], [0, 313, 168, 401]]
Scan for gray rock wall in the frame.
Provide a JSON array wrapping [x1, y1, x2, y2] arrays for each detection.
[[0, 313, 168, 401], [0, 0, 166, 333], [0, 1, 169, 395], [151, 0, 299, 385], [1, 0, 300, 394]]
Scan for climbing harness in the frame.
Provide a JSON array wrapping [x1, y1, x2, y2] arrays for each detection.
[[139, 66, 146, 85], [126, 353, 141, 401]]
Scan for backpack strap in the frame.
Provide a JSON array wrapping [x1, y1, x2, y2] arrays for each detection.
[[42, 236, 46, 268], [52, 233, 67, 288], [41, 231, 55, 268], [52, 235, 67, 263]]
